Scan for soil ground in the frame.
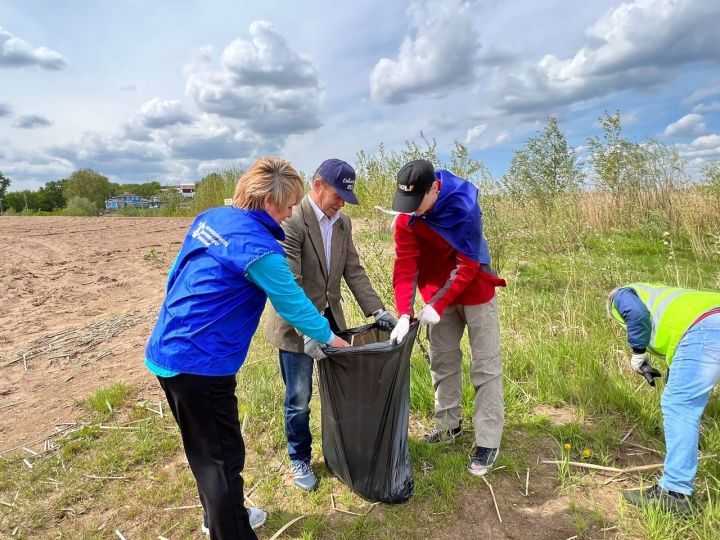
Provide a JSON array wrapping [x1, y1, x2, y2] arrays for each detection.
[[0, 217, 628, 539], [0, 216, 190, 453]]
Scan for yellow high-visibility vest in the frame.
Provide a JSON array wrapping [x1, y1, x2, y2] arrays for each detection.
[[610, 283, 720, 365]]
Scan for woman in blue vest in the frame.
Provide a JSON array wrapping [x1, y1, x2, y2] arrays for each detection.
[[145, 157, 349, 540]]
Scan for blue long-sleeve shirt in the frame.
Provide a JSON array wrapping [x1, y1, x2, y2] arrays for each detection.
[[147, 252, 332, 377], [614, 287, 652, 353]]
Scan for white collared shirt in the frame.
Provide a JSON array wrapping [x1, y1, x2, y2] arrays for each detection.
[[308, 195, 340, 273]]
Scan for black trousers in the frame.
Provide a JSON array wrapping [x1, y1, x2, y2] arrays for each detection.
[[158, 374, 257, 540]]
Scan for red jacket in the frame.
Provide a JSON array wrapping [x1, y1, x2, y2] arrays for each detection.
[[393, 214, 505, 317]]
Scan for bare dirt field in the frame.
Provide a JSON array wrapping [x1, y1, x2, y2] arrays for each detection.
[[0, 216, 191, 453]]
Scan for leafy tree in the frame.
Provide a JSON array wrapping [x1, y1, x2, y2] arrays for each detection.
[[0, 170, 10, 201], [193, 168, 243, 212], [37, 180, 67, 211], [4, 190, 40, 212], [114, 181, 161, 198], [587, 111, 687, 227], [63, 168, 114, 208], [353, 135, 439, 214], [502, 116, 584, 207], [586, 110, 640, 196], [448, 140, 492, 187]]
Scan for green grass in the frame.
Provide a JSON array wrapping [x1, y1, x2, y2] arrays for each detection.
[[82, 382, 132, 419], [3, 196, 720, 538]]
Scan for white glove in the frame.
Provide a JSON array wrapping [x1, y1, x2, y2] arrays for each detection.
[[418, 304, 440, 325], [390, 316, 410, 343], [630, 352, 648, 373], [303, 335, 327, 360]]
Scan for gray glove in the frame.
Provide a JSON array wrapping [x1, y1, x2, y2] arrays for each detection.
[[373, 309, 398, 332], [303, 335, 327, 360]]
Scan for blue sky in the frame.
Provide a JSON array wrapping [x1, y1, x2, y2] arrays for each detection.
[[1, 0, 719, 190]]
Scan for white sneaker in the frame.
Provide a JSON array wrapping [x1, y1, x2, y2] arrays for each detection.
[[200, 507, 267, 534], [247, 507, 268, 529]]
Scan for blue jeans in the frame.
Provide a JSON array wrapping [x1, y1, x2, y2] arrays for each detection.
[[279, 350, 314, 463], [659, 315, 720, 495]]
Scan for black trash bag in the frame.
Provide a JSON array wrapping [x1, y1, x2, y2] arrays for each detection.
[[318, 321, 418, 504]]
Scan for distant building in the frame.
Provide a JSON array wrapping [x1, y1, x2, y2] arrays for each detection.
[[179, 183, 196, 199], [160, 183, 196, 199], [105, 193, 155, 210]]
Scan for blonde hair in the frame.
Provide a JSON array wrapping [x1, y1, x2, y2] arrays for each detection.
[[233, 156, 304, 210]]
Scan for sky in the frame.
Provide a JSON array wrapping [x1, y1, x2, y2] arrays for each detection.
[[1, 0, 719, 190]]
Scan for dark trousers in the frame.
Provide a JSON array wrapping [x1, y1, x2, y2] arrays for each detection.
[[158, 374, 257, 540]]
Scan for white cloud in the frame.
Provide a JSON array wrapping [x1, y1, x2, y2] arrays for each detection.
[[0, 26, 66, 70], [677, 134, 720, 160], [463, 122, 512, 150], [120, 119, 153, 142], [47, 131, 170, 178], [692, 101, 720, 114], [166, 119, 275, 161], [185, 21, 322, 137], [464, 124, 487, 146], [138, 98, 194, 128], [684, 83, 720, 104], [13, 113, 52, 129], [221, 21, 319, 89], [0, 102, 11, 117], [490, 0, 720, 114], [370, 0, 480, 104], [663, 113, 707, 138], [676, 133, 720, 177], [0, 148, 74, 186]]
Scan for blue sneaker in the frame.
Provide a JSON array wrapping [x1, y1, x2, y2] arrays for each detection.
[[290, 459, 318, 491]]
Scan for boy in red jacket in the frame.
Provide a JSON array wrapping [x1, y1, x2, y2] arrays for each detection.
[[390, 159, 506, 476]]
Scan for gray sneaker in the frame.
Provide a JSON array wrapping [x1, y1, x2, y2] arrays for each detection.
[[623, 485, 693, 515], [468, 446, 499, 476], [290, 459, 318, 491], [201, 506, 267, 534]]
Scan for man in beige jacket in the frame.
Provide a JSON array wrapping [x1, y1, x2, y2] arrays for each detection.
[[264, 158, 396, 491]]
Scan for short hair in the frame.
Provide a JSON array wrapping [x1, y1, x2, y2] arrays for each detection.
[[311, 167, 330, 186], [233, 156, 304, 210]]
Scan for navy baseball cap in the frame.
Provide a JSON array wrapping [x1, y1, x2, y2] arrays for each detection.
[[317, 158, 359, 205], [392, 159, 436, 213]]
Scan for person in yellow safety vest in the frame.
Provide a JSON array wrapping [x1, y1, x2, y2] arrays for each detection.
[[608, 283, 720, 514]]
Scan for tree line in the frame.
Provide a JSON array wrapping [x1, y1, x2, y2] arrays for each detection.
[[1, 110, 719, 217], [0, 168, 163, 214]]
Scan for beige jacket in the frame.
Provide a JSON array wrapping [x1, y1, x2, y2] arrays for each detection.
[[264, 195, 383, 353]]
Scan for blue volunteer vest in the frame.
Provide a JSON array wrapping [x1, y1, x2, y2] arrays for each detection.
[[145, 207, 285, 376]]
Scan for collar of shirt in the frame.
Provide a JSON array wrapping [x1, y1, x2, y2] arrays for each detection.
[[308, 195, 340, 227]]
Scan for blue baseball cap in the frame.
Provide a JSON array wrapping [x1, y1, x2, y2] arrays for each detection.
[[317, 158, 359, 205]]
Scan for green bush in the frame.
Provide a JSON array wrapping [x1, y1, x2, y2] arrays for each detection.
[[62, 196, 98, 216]]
